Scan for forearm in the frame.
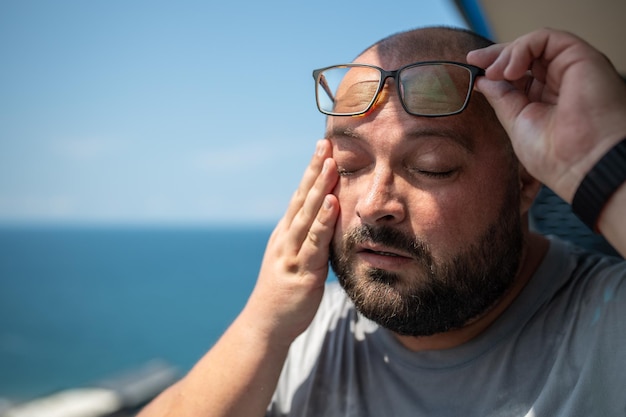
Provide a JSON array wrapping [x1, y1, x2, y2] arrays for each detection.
[[138, 140, 338, 417], [597, 181, 626, 258], [138, 309, 290, 417]]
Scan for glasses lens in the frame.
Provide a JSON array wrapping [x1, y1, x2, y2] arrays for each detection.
[[316, 66, 381, 115], [399, 64, 472, 116]]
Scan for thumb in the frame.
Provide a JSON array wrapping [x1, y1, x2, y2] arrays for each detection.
[[474, 77, 531, 134]]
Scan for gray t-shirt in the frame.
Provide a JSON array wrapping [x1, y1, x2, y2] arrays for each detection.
[[268, 237, 626, 416]]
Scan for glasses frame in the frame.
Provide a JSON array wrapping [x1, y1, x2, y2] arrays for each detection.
[[312, 61, 485, 117]]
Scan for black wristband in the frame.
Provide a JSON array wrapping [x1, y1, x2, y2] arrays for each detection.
[[572, 138, 626, 231]]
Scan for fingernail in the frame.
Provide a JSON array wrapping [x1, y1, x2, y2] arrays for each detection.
[[323, 195, 332, 210], [316, 140, 326, 156], [321, 158, 329, 173]]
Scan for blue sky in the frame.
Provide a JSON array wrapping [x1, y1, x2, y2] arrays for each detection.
[[0, 1, 467, 226]]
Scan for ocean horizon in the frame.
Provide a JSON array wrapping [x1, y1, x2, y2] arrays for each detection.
[[0, 224, 288, 402]]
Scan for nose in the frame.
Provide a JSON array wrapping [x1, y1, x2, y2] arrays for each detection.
[[355, 166, 406, 225]]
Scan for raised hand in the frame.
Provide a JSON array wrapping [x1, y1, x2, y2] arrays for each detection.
[[467, 28, 626, 202], [245, 138, 339, 343]]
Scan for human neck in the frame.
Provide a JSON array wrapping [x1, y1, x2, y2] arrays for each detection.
[[392, 232, 549, 352]]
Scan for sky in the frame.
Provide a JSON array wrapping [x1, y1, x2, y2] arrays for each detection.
[[0, 0, 467, 226]]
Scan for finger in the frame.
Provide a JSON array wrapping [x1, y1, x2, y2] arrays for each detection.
[[490, 29, 579, 83], [475, 45, 522, 83], [283, 139, 332, 225], [287, 158, 339, 252], [501, 32, 551, 80], [474, 77, 532, 134], [466, 42, 507, 69], [472, 33, 549, 83], [298, 194, 339, 279]]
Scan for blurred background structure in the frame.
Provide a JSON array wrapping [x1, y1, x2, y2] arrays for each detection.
[[455, 0, 626, 76]]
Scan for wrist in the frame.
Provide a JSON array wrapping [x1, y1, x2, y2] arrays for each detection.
[[572, 137, 626, 231], [238, 294, 311, 349], [596, 181, 626, 257]]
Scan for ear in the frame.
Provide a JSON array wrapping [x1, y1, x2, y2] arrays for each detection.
[[518, 163, 542, 216]]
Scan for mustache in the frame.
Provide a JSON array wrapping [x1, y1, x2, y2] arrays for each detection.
[[343, 224, 431, 262]]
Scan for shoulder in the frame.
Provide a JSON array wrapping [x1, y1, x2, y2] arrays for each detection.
[[528, 239, 626, 412], [555, 238, 626, 299], [537, 237, 625, 292], [538, 237, 626, 330]]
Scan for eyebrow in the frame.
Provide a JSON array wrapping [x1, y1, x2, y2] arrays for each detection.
[[326, 125, 475, 153]]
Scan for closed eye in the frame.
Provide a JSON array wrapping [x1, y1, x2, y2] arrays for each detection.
[[415, 169, 456, 179]]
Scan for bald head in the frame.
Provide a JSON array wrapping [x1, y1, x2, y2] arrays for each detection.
[[357, 26, 494, 67]]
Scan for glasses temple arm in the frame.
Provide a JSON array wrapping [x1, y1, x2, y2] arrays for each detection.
[[318, 74, 335, 103]]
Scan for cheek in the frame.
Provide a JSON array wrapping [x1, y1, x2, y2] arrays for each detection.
[[331, 180, 356, 242], [419, 192, 482, 241], [433, 146, 516, 226], [410, 175, 514, 254]]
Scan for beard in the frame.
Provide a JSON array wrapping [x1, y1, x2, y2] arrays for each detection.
[[329, 188, 523, 337]]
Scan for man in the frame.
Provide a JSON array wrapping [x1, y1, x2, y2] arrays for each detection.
[[139, 26, 626, 416]]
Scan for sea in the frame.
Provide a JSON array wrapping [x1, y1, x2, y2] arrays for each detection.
[[0, 224, 306, 403]]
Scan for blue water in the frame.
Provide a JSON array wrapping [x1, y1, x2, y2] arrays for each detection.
[[0, 225, 274, 401]]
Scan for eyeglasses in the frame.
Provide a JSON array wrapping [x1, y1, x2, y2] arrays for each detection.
[[312, 61, 485, 117]]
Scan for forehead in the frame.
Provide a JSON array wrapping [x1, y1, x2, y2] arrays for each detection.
[[325, 101, 508, 165], [354, 28, 475, 70]]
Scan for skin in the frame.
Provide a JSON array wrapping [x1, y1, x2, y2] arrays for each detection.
[[467, 29, 626, 249], [326, 43, 547, 350], [138, 28, 626, 417]]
